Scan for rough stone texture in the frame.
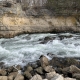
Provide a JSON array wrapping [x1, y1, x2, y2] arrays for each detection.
[[47, 0, 80, 15], [51, 74, 64, 80], [0, 76, 7, 80], [65, 78, 76, 80], [73, 73, 80, 79], [35, 67, 43, 74], [8, 75, 14, 80], [40, 55, 49, 68], [0, 15, 80, 38], [0, 69, 7, 76], [44, 66, 54, 73], [46, 71, 56, 80], [0, 0, 80, 38], [24, 71, 32, 79], [9, 72, 18, 78], [14, 74, 24, 80], [30, 74, 42, 80], [70, 65, 80, 73]]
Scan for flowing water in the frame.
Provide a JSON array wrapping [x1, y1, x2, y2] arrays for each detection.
[[0, 33, 80, 66]]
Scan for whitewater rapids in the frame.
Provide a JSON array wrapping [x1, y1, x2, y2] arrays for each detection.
[[0, 33, 80, 66]]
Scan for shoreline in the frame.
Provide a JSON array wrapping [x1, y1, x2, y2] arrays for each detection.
[[0, 55, 80, 80]]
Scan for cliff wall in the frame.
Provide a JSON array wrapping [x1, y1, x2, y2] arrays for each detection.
[[0, 0, 80, 38]]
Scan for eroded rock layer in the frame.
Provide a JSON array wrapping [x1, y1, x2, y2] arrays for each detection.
[[0, 0, 80, 38]]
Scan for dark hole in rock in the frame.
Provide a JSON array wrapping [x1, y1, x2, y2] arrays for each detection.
[[67, 72, 72, 78], [3, 2, 12, 7]]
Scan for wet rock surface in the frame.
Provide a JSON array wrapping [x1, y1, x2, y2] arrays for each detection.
[[0, 55, 80, 80]]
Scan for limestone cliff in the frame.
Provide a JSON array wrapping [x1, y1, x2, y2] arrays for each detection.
[[0, 0, 80, 38]]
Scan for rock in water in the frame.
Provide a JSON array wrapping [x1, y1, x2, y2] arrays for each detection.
[[40, 55, 49, 68]]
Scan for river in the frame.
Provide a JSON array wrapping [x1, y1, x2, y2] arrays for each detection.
[[0, 33, 80, 66]]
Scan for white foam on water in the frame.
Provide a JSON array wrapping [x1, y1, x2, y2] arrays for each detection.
[[0, 33, 80, 66]]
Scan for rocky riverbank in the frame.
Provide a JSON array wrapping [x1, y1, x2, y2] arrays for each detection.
[[0, 55, 80, 80]]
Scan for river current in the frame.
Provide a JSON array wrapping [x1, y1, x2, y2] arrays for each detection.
[[0, 33, 80, 66]]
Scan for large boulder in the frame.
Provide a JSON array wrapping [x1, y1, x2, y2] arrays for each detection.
[[24, 71, 32, 79], [14, 74, 24, 80], [70, 65, 80, 73], [8, 75, 14, 80], [65, 77, 76, 80], [73, 73, 80, 79], [0, 76, 7, 80], [40, 55, 49, 68], [0, 69, 7, 76], [25, 65, 33, 72], [51, 74, 64, 80], [30, 74, 42, 80], [9, 72, 18, 79], [43, 66, 54, 73], [35, 67, 43, 75], [46, 71, 56, 80]]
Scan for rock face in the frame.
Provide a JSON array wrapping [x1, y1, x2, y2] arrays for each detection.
[[0, 0, 80, 38]]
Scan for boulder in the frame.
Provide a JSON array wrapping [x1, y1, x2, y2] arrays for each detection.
[[65, 77, 76, 80], [40, 36, 55, 44], [0, 76, 7, 80], [70, 65, 80, 73], [35, 67, 43, 74], [50, 57, 79, 68], [24, 71, 32, 79], [13, 65, 21, 72], [8, 75, 14, 80], [9, 72, 18, 78], [25, 65, 33, 72], [0, 69, 7, 76], [40, 55, 49, 68], [8, 66, 14, 73], [46, 71, 56, 80], [73, 73, 80, 79], [51, 74, 64, 80], [62, 67, 70, 77], [14, 74, 24, 80], [44, 66, 54, 73], [30, 74, 42, 80]]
